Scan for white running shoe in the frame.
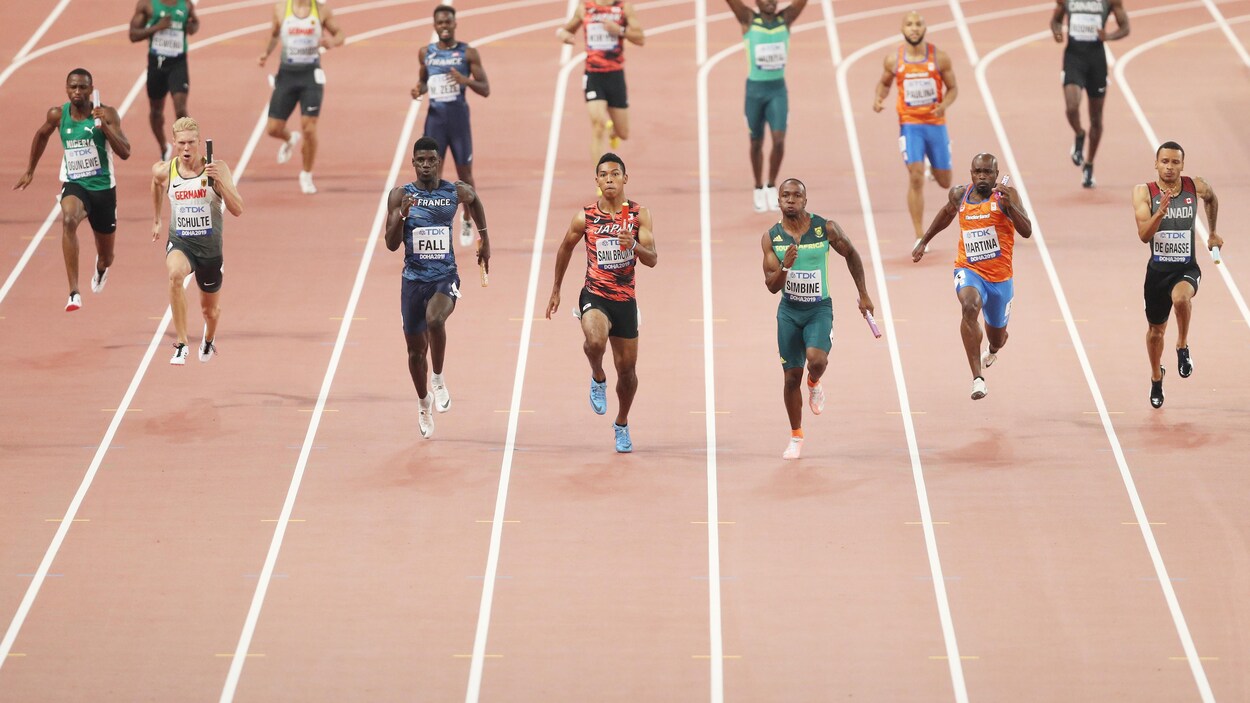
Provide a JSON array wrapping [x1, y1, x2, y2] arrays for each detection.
[[299, 171, 317, 194], [65, 292, 82, 312], [198, 327, 216, 363], [970, 376, 987, 400], [162, 143, 173, 161], [782, 436, 803, 460], [752, 187, 767, 213], [459, 219, 474, 247], [90, 256, 108, 293], [277, 131, 301, 164], [418, 395, 435, 438], [981, 349, 997, 369], [170, 342, 189, 365], [766, 185, 779, 211], [431, 375, 451, 413], [808, 381, 826, 415]]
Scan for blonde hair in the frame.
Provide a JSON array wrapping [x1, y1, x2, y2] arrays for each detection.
[[171, 116, 200, 137]]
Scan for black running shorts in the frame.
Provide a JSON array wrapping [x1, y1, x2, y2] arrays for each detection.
[[1144, 264, 1200, 326], [59, 182, 117, 235], [1062, 46, 1107, 97], [167, 238, 224, 293], [146, 53, 190, 99], [584, 70, 628, 109], [577, 287, 638, 339]]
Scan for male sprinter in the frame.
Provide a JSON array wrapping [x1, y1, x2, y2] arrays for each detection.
[[1131, 141, 1222, 408], [14, 68, 131, 311], [129, 0, 200, 159], [546, 153, 657, 453], [762, 178, 874, 460], [557, 0, 645, 162], [913, 153, 1032, 400]]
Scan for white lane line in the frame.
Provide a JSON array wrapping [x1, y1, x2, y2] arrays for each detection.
[[6, 0, 72, 67], [1113, 14, 1250, 330], [954, 5, 1217, 701], [1200, 0, 1250, 66]]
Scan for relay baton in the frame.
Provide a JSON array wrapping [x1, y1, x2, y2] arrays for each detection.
[[91, 89, 101, 127], [477, 238, 488, 287], [1212, 246, 1223, 265], [205, 139, 214, 187], [865, 310, 882, 339], [1000, 174, 1011, 187]]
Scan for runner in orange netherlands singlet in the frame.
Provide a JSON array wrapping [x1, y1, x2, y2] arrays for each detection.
[[895, 43, 945, 127], [912, 153, 1032, 400], [557, 0, 645, 162]]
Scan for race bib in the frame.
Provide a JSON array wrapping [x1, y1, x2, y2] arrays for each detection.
[[753, 41, 787, 72], [428, 73, 461, 102], [594, 236, 634, 270], [783, 269, 823, 303], [1068, 13, 1102, 42], [174, 200, 213, 237], [586, 22, 618, 51], [962, 225, 1001, 263], [903, 76, 938, 107], [413, 226, 451, 259], [285, 33, 320, 64], [64, 145, 101, 181], [1151, 230, 1193, 263], [151, 25, 184, 57]]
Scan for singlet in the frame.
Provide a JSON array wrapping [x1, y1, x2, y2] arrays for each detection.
[[584, 0, 626, 73], [58, 103, 114, 191], [280, 0, 322, 69], [1065, 0, 1110, 48], [769, 214, 833, 307], [425, 41, 470, 110], [744, 14, 788, 82], [895, 43, 944, 126], [148, 0, 189, 58], [955, 186, 1016, 283], [402, 180, 460, 282], [1146, 177, 1198, 271], [583, 199, 641, 301], [166, 159, 224, 258]]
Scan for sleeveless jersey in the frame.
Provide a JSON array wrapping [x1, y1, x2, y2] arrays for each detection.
[[59, 103, 114, 191], [166, 159, 224, 258], [1065, 0, 1110, 47], [584, 0, 626, 73], [583, 199, 641, 301], [744, 14, 788, 82], [425, 41, 470, 110], [955, 186, 1016, 283], [402, 180, 460, 282], [148, 0, 190, 58], [896, 43, 944, 126], [769, 215, 832, 306], [280, 0, 322, 68], [1146, 177, 1198, 271]]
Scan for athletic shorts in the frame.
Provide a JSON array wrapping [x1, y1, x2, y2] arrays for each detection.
[[1062, 46, 1107, 97], [146, 53, 189, 99], [59, 183, 117, 235], [745, 78, 788, 140], [424, 105, 473, 167], [584, 70, 628, 109], [1144, 265, 1201, 326], [898, 123, 952, 170], [401, 274, 460, 335], [268, 67, 324, 120], [577, 287, 638, 339], [777, 298, 833, 370], [954, 267, 1013, 329], [166, 239, 223, 293]]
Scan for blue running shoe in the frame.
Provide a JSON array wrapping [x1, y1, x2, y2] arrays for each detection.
[[589, 377, 608, 415], [614, 423, 633, 453]]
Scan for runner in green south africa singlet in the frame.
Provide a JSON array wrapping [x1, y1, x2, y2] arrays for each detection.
[[148, 0, 189, 59], [770, 215, 832, 307], [59, 103, 115, 191], [744, 13, 789, 81]]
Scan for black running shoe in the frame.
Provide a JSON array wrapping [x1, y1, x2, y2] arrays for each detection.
[[1177, 347, 1193, 378], [1082, 164, 1095, 188], [1150, 367, 1165, 409], [1071, 132, 1086, 166]]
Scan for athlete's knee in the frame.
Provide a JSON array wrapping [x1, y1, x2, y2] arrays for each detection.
[[769, 131, 785, 148], [933, 170, 952, 188], [168, 268, 186, 285], [611, 121, 629, 140], [907, 168, 925, 189], [806, 353, 827, 378], [202, 302, 220, 321], [1147, 324, 1166, 342], [61, 210, 83, 231], [583, 337, 607, 359], [426, 315, 447, 333], [98, 250, 115, 269], [749, 137, 764, 154], [266, 122, 285, 138], [301, 120, 318, 138], [783, 368, 803, 390], [615, 365, 637, 389], [960, 297, 982, 319]]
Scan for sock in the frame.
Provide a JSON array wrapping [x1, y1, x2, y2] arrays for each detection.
[[791, 428, 804, 439], [432, 372, 444, 385]]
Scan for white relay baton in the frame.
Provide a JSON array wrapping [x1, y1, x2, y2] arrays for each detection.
[[1211, 246, 1223, 265], [91, 89, 101, 127]]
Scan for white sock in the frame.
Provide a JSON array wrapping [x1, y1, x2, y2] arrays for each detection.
[[432, 372, 444, 386]]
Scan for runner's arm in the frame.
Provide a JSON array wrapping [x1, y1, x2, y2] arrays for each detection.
[[934, 49, 958, 118], [913, 185, 963, 258], [1050, 0, 1066, 42], [761, 233, 791, 294], [207, 161, 244, 216], [997, 185, 1031, 238], [1102, 0, 1130, 41], [320, 4, 346, 49], [556, 4, 584, 44], [97, 106, 131, 161], [722, 0, 753, 29], [872, 53, 894, 112], [1195, 177, 1222, 248], [258, 4, 283, 65], [829, 219, 874, 315], [413, 49, 429, 98], [151, 160, 169, 241], [384, 187, 412, 252], [620, 3, 644, 46], [631, 206, 657, 268], [12, 107, 59, 190], [781, 0, 810, 26], [1132, 183, 1168, 243], [187, 3, 200, 35], [456, 181, 491, 271], [128, 0, 168, 43], [463, 47, 491, 97], [546, 213, 586, 318]]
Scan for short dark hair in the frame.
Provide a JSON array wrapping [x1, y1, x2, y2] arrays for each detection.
[[596, 152, 625, 175], [66, 68, 92, 84], [433, 4, 456, 17], [1156, 141, 1184, 160], [779, 177, 806, 194], [413, 136, 441, 156]]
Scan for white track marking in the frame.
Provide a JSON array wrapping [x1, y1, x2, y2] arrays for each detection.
[[0, 0, 72, 88], [952, 4, 1217, 700], [1200, 0, 1250, 66], [1113, 14, 1250, 330]]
